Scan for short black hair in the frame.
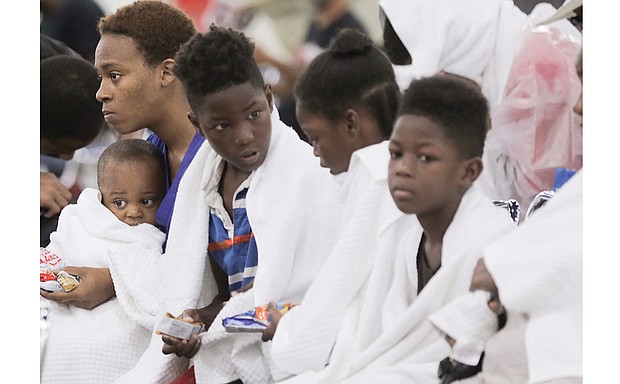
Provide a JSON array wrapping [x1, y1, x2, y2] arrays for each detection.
[[295, 28, 401, 138], [399, 76, 489, 158], [97, 139, 166, 188], [40, 55, 103, 143], [174, 24, 265, 113], [97, 0, 197, 67]]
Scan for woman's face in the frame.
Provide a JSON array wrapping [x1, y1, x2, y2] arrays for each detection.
[[95, 34, 163, 134]]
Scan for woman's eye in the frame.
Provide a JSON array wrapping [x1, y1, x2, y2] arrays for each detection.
[[113, 199, 126, 208]]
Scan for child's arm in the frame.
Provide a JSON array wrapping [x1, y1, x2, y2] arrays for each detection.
[[39, 266, 115, 309]]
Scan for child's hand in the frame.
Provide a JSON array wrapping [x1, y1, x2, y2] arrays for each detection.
[[161, 308, 203, 358], [161, 333, 202, 358], [40, 266, 115, 310], [261, 302, 284, 342]]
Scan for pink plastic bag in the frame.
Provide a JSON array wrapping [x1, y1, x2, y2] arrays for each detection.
[[483, 25, 582, 208]]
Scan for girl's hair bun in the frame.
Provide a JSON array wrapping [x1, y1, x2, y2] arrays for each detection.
[[329, 28, 373, 58]]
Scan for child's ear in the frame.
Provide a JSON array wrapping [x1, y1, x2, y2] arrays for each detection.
[[161, 59, 176, 87], [460, 157, 483, 187], [344, 109, 360, 136], [264, 84, 274, 112]]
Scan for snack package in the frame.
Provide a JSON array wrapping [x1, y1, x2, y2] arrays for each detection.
[[40, 248, 80, 293], [155, 313, 205, 340], [223, 303, 294, 333]]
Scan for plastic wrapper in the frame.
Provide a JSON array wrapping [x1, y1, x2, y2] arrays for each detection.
[[155, 313, 204, 340], [223, 303, 294, 333], [40, 247, 80, 292], [482, 17, 582, 208]]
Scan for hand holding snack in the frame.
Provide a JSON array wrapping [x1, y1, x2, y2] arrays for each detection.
[[261, 302, 285, 342], [40, 266, 116, 310], [223, 302, 293, 334], [158, 310, 204, 358]]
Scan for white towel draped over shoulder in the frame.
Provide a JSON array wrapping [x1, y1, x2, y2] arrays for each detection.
[[379, 0, 528, 107], [124, 107, 343, 384], [41, 188, 166, 384], [279, 184, 515, 383], [269, 141, 418, 377], [483, 171, 582, 383]]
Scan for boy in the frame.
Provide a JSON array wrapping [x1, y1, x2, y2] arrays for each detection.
[[275, 75, 515, 383], [120, 25, 342, 384], [41, 139, 168, 383], [430, 48, 584, 384]]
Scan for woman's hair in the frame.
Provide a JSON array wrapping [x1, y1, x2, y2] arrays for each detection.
[[174, 24, 265, 112], [97, 0, 197, 67], [295, 28, 401, 138], [40, 55, 103, 143], [399, 76, 489, 159], [97, 139, 166, 187]]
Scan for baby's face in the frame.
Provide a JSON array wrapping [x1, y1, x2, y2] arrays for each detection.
[[99, 160, 164, 226]]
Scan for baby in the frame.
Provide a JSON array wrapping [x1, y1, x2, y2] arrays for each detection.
[[40, 139, 169, 384]]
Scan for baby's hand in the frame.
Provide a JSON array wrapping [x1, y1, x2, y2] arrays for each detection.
[[261, 302, 284, 342]]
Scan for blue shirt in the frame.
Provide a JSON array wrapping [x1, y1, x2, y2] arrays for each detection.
[[206, 167, 258, 293], [147, 132, 205, 239]]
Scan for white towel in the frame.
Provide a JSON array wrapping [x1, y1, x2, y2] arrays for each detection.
[[41, 188, 166, 384], [278, 184, 516, 383], [483, 171, 582, 383], [269, 141, 418, 376], [379, 0, 528, 108]]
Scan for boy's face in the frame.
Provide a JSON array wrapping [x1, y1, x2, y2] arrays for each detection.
[[99, 160, 164, 226], [190, 83, 273, 173], [296, 108, 354, 175], [388, 114, 471, 216], [95, 34, 163, 135]]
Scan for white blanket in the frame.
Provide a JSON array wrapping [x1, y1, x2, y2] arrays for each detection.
[[119, 107, 343, 383], [269, 141, 418, 377], [41, 188, 166, 384], [483, 171, 582, 383], [379, 0, 528, 108], [278, 183, 516, 383]]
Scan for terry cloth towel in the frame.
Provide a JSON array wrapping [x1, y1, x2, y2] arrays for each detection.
[[120, 106, 343, 384], [269, 141, 418, 377], [278, 183, 516, 384], [429, 290, 498, 366], [41, 188, 166, 384], [378, 0, 527, 108], [483, 171, 582, 383]]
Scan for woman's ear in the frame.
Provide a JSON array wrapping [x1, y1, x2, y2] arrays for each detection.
[[161, 58, 176, 87], [461, 157, 483, 187], [344, 109, 360, 136]]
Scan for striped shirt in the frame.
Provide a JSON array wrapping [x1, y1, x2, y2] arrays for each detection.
[[206, 161, 258, 293]]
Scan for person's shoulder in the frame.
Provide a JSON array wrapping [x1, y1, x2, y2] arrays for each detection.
[[349, 141, 390, 181], [40, 34, 81, 61]]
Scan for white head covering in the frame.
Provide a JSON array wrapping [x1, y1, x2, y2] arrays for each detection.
[[379, 0, 528, 107]]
